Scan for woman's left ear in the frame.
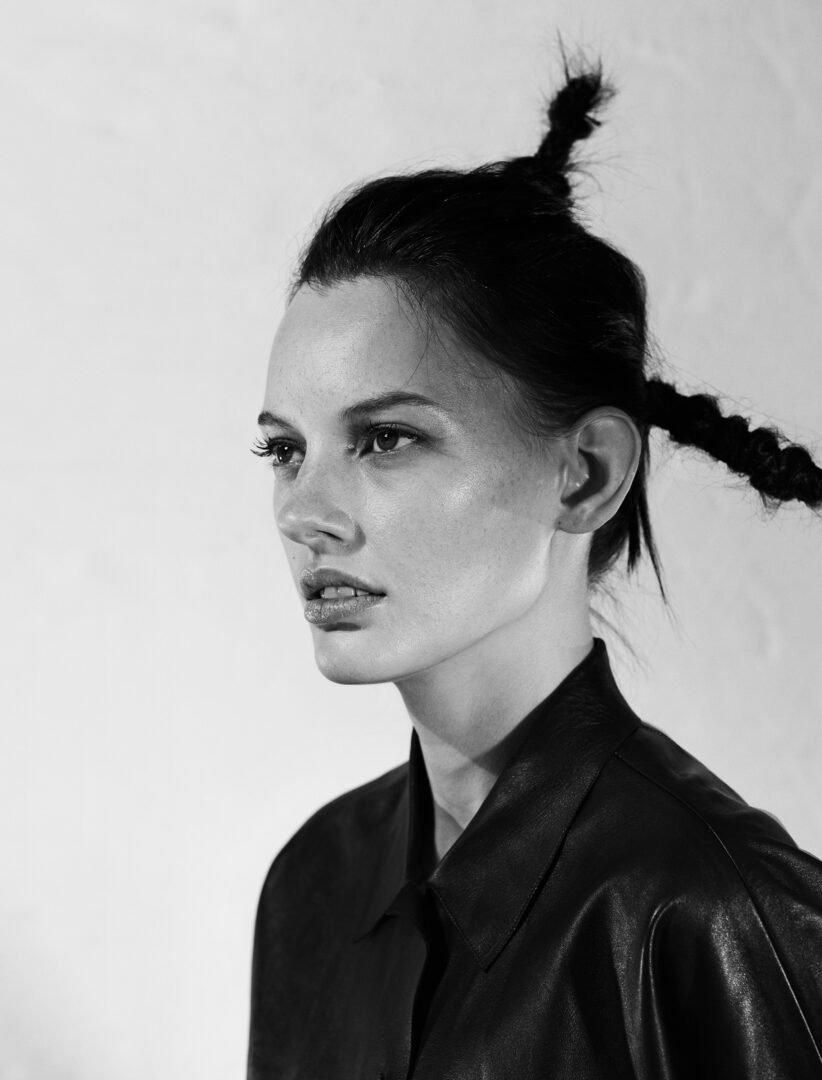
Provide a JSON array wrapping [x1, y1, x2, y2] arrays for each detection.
[[556, 408, 642, 534]]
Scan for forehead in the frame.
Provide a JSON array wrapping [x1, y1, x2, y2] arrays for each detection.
[[264, 276, 502, 417]]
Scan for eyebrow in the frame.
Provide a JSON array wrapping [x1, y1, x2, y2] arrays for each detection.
[[257, 391, 451, 428]]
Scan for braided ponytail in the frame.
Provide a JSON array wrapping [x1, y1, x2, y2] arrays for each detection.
[[646, 378, 822, 509]]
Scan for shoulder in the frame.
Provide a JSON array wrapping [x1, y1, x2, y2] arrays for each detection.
[[255, 759, 407, 907], [593, 722, 822, 1046], [606, 720, 799, 859], [595, 723, 822, 1073], [594, 718, 822, 931]]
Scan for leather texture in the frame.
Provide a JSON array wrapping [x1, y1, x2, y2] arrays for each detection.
[[247, 637, 822, 1078]]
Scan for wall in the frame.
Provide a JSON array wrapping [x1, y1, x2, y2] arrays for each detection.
[[2, 1, 820, 1076]]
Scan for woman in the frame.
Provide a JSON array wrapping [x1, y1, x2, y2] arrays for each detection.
[[247, 53, 822, 1078]]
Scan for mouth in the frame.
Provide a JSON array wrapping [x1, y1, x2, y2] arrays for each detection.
[[310, 585, 384, 600], [299, 567, 385, 602]]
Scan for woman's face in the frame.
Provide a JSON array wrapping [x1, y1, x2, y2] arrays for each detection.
[[259, 276, 571, 686]]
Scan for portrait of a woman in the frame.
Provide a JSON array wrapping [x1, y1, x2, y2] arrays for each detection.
[[246, 50, 822, 1079]]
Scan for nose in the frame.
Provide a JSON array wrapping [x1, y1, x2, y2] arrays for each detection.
[[275, 456, 358, 548]]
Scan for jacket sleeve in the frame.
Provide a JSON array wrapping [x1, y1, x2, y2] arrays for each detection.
[[645, 838, 822, 1079]]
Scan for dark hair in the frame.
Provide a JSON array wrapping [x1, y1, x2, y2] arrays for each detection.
[[287, 48, 822, 604]]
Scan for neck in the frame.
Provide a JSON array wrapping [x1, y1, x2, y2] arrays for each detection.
[[393, 562, 594, 866]]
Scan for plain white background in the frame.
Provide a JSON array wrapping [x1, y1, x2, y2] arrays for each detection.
[[2, 1, 821, 1076]]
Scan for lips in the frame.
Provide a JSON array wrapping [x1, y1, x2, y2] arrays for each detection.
[[303, 591, 386, 625], [299, 566, 385, 601]]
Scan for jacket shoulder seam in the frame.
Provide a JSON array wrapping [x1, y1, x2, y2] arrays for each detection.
[[613, 749, 822, 1065]]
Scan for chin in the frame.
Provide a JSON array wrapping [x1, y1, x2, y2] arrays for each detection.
[[312, 640, 394, 686], [311, 632, 423, 686]]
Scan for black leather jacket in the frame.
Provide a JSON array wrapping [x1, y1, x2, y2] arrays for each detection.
[[247, 638, 822, 1078]]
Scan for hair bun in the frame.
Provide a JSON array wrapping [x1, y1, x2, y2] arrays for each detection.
[[536, 58, 614, 177], [504, 48, 615, 202]]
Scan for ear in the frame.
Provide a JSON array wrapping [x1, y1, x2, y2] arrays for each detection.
[[555, 408, 642, 534]]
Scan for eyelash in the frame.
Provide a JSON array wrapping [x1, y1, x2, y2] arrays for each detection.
[[250, 423, 421, 470]]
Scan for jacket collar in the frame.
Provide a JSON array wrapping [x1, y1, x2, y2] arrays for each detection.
[[350, 637, 641, 971]]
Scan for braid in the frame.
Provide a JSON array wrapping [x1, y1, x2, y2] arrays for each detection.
[[646, 377, 822, 509], [503, 44, 615, 203]]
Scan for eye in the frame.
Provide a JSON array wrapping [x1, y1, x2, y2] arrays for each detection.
[[363, 423, 419, 456], [251, 436, 303, 468], [250, 423, 420, 470]]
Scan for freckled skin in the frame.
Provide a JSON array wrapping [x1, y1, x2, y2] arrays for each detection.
[[261, 276, 640, 852]]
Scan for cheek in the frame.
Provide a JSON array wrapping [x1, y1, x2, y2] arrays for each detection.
[[371, 462, 550, 601]]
